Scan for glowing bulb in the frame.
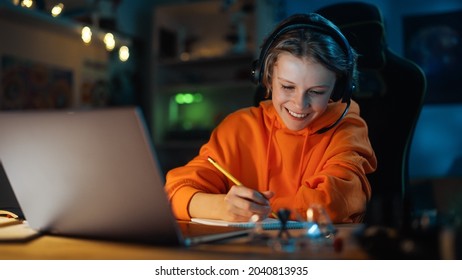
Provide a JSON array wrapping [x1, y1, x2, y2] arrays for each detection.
[[104, 33, 115, 51], [175, 94, 185, 104], [51, 3, 64, 17], [119, 46, 129, 62], [174, 93, 203, 104], [21, 0, 33, 8], [306, 208, 314, 222], [81, 26, 92, 44], [183, 93, 194, 104]]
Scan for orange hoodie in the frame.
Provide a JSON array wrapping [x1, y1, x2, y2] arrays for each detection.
[[165, 99, 377, 223]]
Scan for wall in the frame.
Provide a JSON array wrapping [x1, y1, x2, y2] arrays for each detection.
[[389, 0, 462, 180], [410, 104, 462, 179], [0, 3, 110, 109], [389, 0, 462, 55]]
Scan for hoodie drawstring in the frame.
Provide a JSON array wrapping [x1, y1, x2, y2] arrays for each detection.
[[264, 115, 276, 191], [297, 132, 310, 188]]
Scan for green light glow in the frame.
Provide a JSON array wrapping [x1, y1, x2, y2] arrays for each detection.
[[194, 93, 203, 102], [175, 93, 184, 104], [183, 93, 194, 104], [174, 92, 203, 105]]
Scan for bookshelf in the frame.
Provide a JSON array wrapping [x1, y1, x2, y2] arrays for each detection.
[[150, 0, 273, 172]]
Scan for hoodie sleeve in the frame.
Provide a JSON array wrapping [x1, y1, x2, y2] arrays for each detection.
[[164, 139, 228, 220], [164, 108, 254, 221]]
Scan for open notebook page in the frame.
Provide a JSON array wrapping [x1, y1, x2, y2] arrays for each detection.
[[191, 218, 305, 230]]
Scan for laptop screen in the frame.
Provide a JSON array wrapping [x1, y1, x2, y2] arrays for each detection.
[[0, 107, 183, 245]]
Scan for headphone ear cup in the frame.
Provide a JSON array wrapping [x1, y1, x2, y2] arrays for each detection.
[[331, 78, 345, 102], [331, 90, 341, 102], [342, 78, 354, 103], [331, 77, 353, 102], [251, 59, 260, 85]]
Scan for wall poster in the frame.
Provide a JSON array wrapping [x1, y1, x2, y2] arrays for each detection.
[[0, 55, 73, 110]]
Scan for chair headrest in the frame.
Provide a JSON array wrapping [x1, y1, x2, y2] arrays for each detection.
[[316, 2, 387, 69]]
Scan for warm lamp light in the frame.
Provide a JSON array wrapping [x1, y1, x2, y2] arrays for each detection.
[[81, 26, 92, 44], [20, 0, 33, 8], [119, 45, 129, 62], [104, 33, 115, 51], [51, 3, 64, 17]]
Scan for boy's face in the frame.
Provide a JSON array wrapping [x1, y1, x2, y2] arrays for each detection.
[[271, 53, 336, 131]]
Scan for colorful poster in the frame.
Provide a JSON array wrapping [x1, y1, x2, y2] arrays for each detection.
[[1, 55, 73, 110]]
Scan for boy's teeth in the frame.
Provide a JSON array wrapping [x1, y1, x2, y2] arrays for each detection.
[[288, 109, 306, 118]]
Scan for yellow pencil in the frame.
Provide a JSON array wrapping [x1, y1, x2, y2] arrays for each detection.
[[207, 156, 243, 185]]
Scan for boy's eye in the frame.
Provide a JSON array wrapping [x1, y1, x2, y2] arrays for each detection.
[[281, 85, 294, 91], [308, 90, 324, 95]]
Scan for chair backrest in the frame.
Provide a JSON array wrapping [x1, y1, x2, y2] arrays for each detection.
[[317, 2, 427, 226]]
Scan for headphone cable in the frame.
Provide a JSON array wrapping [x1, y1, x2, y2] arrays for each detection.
[[314, 98, 351, 134]]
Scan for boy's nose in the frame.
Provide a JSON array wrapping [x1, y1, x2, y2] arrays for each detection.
[[293, 91, 309, 109]]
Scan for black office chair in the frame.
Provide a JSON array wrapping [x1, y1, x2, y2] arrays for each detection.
[[316, 2, 427, 227]]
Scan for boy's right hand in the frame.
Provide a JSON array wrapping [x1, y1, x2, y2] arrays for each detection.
[[222, 185, 274, 222]]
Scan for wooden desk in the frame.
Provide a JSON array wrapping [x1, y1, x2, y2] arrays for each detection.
[[0, 224, 367, 260]]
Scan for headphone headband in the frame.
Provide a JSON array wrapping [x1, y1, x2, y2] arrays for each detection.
[[252, 13, 354, 103]]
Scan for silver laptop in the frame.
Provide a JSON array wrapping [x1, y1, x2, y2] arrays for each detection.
[[0, 107, 249, 246]]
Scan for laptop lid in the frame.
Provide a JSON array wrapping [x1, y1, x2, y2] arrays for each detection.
[[0, 107, 248, 246]]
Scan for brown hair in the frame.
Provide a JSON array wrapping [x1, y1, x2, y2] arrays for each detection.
[[261, 26, 358, 99]]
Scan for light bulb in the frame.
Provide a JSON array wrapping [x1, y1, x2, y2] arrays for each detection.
[[104, 33, 115, 51], [119, 46, 129, 62], [81, 26, 92, 44], [51, 3, 64, 17]]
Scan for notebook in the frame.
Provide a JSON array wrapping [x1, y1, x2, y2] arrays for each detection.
[[0, 107, 249, 246], [191, 218, 306, 230]]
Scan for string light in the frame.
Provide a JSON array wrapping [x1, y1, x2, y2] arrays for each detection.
[[104, 33, 116, 51], [81, 26, 92, 44], [14, 0, 131, 61], [51, 3, 64, 17], [119, 45, 129, 62], [20, 0, 33, 8]]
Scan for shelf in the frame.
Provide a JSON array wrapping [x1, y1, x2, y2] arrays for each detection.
[[0, 2, 81, 39], [160, 80, 255, 92], [0, 2, 131, 47], [150, 0, 271, 171], [158, 52, 255, 67], [158, 53, 254, 90]]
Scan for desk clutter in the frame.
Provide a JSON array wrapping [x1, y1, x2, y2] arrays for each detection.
[[0, 215, 40, 242], [224, 207, 343, 254], [356, 195, 462, 259], [1, 202, 461, 259]]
